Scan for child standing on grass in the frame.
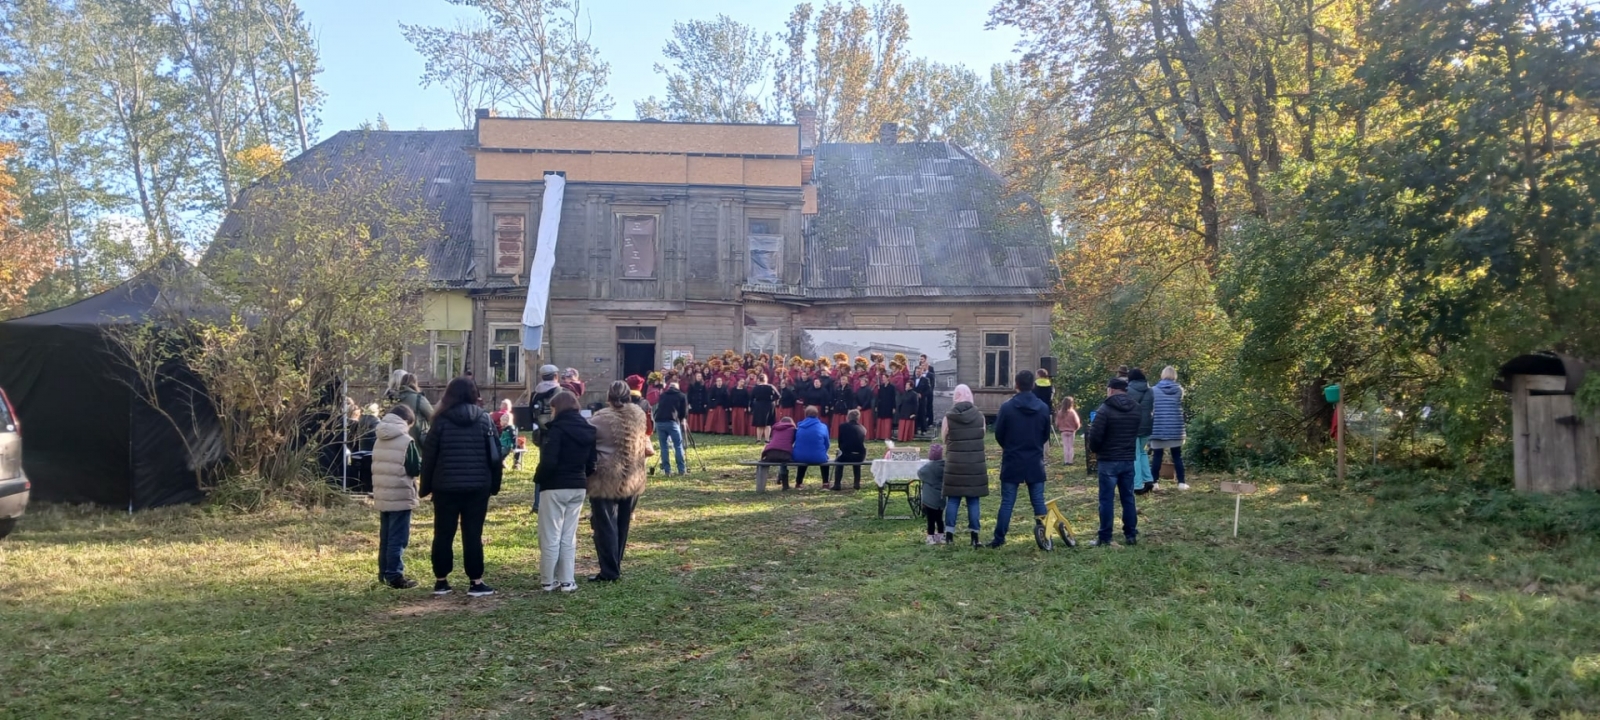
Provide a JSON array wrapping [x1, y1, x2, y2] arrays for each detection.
[[1055, 396, 1081, 465], [917, 444, 947, 544], [371, 404, 422, 589]]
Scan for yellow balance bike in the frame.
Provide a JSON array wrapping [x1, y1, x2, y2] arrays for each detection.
[[1034, 496, 1078, 550]]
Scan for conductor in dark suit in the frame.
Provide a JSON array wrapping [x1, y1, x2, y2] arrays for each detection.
[[915, 357, 935, 433]]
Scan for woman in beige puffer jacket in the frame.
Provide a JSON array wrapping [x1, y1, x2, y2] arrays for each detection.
[[372, 406, 422, 588]]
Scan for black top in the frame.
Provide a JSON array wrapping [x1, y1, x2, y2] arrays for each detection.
[[801, 385, 832, 412], [779, 384, 798, 409], [1088, 393, 1142, 462], [421, 403, 503, 496], [875, 385, 898, 418], [687, 382, 708, 413], [837, 421, 867, 457], [533, 409, 597, 492], [708, 386, 729, 409], [751, 383, 777, 407], [728, 387, 751, 409], [654, 388, 688, 423], [855, 386, 876, 410], [896, 390, 921, 421], [832, 385, 856, 415]]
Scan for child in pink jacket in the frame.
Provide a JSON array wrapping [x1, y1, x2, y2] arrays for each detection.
[[1055, 396, 1081, 465]]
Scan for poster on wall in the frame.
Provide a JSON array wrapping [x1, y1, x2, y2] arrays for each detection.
[[798, 329, 958, 415], [662, 346, 694, 370]]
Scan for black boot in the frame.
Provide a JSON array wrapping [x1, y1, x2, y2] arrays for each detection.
[[970, 531, 980, 548], [944, 531, 954, 544]]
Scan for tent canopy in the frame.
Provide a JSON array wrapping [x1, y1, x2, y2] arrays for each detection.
[[0, 257, 222, 509]]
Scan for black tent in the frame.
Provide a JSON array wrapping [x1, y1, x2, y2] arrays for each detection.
[[0, 258, 223, 509]]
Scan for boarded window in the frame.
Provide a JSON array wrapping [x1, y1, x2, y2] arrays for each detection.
[[620, 215, 657, 279], [493, 214, 525, 276], [748, 218, 782, 285]]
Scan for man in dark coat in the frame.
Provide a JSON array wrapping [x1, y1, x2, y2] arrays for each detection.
[[652, 382, 690, 476], [915, 362, 935, 433], [1087, 377, 1141, 546], [988, 370, 1054, 548]]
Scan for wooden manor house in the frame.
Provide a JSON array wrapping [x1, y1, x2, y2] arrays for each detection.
[[219, 112, 1059, 413]]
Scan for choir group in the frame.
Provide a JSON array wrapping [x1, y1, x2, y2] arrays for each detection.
[[638, 350, 938, 443]]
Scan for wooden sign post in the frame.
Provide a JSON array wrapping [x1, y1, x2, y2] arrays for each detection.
[[1220, 481, 1258, 537]]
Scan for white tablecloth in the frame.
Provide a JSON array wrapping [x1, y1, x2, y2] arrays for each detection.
[[871, 459, 927, 488]]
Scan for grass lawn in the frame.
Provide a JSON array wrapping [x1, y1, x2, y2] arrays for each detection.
[[3, 434, 1600, 719]]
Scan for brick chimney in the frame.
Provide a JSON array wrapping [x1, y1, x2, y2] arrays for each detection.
[[796, 106, 818, 151], [879, 122, 899, 144]]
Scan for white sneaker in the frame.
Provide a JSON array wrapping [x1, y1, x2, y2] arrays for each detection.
[[1178, 482, 1190, 490], [559, 582, 578, 593], [542, 582, 559, 592], [924, 534, 936, 545]]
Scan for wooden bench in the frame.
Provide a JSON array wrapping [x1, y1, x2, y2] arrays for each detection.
[[737, 460, 923, 520]]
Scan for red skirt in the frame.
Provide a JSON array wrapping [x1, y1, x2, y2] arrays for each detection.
[[780, 407, 796, 423], [897, 418, 915, 442], [828, 413, 841, 437], [860, 410, 875, 440], [732, 408, 749, 436], [690, 412, 706, 433], [876, 417, 893, 440], [709, 409, 728, 434]]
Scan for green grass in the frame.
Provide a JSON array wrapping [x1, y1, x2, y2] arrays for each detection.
[[3, 435, 1600, 719]]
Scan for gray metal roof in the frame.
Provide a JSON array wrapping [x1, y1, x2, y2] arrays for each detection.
[[802, 141, 1056, 299], [211, 130, 477, 286]]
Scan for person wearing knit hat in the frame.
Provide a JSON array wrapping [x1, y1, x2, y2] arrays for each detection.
[[917, 443, 947, 544]]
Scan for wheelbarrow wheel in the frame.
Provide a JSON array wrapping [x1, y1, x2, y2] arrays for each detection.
[[1034, 522, 1053, 551]]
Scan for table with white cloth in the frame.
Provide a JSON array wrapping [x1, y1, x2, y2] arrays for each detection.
[[870, 459, 927, 520]]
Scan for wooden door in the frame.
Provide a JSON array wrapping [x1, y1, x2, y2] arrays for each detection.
[[1526, 394, 1581, 493]]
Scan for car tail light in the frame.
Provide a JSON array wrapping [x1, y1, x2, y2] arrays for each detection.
[[0, 389, 15, 432]]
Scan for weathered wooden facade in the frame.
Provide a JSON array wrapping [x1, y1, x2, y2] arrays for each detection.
[[222, 115, 1058, 412]]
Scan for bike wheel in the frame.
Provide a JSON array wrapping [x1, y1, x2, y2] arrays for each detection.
[[1057, 522, 1076, 548], [1034, 522, 1053, 551]]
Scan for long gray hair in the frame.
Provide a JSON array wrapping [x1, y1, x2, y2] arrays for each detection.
[[607, 380, 632, 409]]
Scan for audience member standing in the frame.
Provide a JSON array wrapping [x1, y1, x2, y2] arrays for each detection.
[[915, 362, 935, 433], [533, 391, 596, 593], [917, 444, 947, 544], [1032, 368, 1054, 408], [587, 382, 651, 583], [988, 371, 1053, 549], [421, 377, 503, 598], [1150, 366, 1189, 490], [396, 373, 434, 444], [1055, 397, 1081, 465], [1088, 378, 1141, 547], [1127, 368, 1157, 492], [372, 404, 422, 589], [940, 385, 988, 548]]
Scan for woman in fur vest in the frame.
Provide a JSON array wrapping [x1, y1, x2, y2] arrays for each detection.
[[586, 381, 653, 582]]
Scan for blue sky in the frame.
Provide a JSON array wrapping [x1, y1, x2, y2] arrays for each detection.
[[300, 0, 1023, 133]]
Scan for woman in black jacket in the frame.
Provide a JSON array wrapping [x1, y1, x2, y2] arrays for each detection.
[[707, 376, 730, 435], [802, 377, 831, 416], [831, 409, 869, 491], [831, 381, 855, 438], [855, 379, 878, 440], [874, 378, 898, 441], [533, 391, 597, 593], [750, 375, 777, 442], [687, 374, 708, 434], [421, 376, 503, 598]]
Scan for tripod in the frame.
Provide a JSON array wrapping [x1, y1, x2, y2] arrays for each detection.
[[652, 418, 707, 475]]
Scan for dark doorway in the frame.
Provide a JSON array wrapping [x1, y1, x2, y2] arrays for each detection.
[[620, 342, 655, 381]]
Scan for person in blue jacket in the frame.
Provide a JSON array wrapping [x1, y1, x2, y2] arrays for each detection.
[[988, 370, 1054, 549], [791, 405, 831, 489]]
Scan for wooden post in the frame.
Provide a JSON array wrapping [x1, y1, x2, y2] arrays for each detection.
[[1220, 481, 1257, 538], [1336, 399, 1346, 483]]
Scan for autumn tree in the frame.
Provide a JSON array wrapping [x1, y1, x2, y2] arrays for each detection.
[[403, 0, 612, 121], [0, 80, 58, 317], [635, 15, 775, 123], [773, 0, 911, 141]]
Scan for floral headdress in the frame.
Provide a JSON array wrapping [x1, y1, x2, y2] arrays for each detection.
[[673, 356, 687, 369], [870, 352, 884, 364], [893, 353, 908, 367], [817, 356, 831, 369], [647, 371, 663, 386]]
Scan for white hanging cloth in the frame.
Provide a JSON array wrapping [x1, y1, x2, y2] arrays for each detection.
[[522, 173, 566, 350]]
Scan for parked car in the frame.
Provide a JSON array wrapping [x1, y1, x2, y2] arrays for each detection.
[[0, 387, 28, 539]]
